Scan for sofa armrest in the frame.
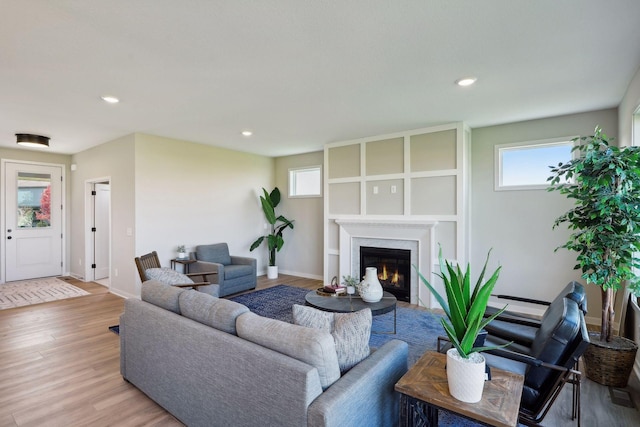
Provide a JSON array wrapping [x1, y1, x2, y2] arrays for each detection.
[[230, 256, 257, 269], [307, 339, 408, 427]]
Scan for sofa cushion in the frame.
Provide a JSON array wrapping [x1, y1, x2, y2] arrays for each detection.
[[141, 280, 185, 314], [179, 290, 249, 335], [236, 311, 341, 390], [196, 243, 231, 266], [292, 304, 372, 373], [145, 267, 194, 285], [223, 264, 254, 280]]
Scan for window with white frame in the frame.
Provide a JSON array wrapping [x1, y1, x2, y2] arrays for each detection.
[[289, 165, 322, 197], [495, 137, 575, 190]]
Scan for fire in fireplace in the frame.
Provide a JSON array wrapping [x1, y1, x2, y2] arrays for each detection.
[[360, 246, 410, 302]]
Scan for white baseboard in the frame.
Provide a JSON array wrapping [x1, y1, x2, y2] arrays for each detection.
[[109, 288, 138, 300], [256, 269, 322, 281]]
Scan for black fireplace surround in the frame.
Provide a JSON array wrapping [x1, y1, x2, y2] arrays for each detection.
[[360, 246, 410, 302]]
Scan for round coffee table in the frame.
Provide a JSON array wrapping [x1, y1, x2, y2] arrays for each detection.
[[305, 290, 397, 334]]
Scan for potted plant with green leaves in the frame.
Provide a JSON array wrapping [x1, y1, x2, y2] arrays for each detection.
[[176, 245, 187, 259], [250, 187, 294, 279], [548, 126, 640, 387], [415, 246, 507, 403]]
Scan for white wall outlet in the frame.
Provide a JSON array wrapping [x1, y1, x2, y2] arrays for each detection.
[[79, 258, 82, 265], [391, 185, 397, 194], [114, 268, 119, 277], [373, 186, 379, 194]]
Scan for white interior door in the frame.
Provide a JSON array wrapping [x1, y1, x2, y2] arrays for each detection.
[[4, 162, 63, 281], [93, 182, 110, 280]]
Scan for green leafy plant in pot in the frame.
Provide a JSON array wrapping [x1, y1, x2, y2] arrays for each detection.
[[415, 246, 507, 403], [548, 127, 640, 387], [250, 187, 294, 279]]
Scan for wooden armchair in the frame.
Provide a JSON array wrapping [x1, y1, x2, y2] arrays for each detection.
[[135, 251, 215, 291]]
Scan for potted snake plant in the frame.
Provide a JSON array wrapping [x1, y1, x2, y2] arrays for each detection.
[[415, 246, 507, 403]]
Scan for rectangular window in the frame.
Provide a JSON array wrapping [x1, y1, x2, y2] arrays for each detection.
[[495, 137, 575, 190], [289, 166, 322, 197]]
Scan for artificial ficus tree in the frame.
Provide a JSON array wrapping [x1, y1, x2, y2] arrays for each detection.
[[548, 127, 640, 342]]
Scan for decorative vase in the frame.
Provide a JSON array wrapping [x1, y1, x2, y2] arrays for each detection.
[[359, 267, 383, 303], [446, 348, 486, 403], [267, 265, 278, 279], [177, 252, 187, 259]]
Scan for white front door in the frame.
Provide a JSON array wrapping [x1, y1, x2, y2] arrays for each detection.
[[3, 162, 63, 281]]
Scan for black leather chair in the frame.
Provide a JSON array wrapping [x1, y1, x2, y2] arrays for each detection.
[[484, 297, 589, 426], [484, 281, 587, 347]]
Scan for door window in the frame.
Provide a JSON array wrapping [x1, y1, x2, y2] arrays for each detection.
[[17, 172, 52, 228]]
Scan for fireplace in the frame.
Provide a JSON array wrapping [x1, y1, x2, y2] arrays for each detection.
[[360, 246, 411, 302]]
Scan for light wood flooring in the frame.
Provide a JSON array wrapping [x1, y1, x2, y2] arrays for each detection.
[[0, 275, 639, 426]]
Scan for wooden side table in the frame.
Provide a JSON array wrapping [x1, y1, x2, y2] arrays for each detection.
[[395, 351, 524, 427], [171, 258, 196, 274]]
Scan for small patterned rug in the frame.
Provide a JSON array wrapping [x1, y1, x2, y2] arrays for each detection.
[[0, 277, 89, 310]]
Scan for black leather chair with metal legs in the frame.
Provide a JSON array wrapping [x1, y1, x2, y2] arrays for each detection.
[[484, 281, 587, 347], [483, 297, 590, 426]]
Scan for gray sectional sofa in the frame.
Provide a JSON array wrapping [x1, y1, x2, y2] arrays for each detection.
[[120, 280, 408, 427]]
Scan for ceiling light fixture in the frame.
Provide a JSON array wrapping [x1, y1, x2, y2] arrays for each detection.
[[455, 77, 477, 87], [101, 95, 120, 103], [16, 133, 50, 148], [241, 130, 253, 136]]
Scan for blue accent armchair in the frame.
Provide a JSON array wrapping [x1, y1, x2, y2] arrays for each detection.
[[189, 243, 257, 297]]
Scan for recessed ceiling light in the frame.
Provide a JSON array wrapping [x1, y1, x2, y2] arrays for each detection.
[[241, 130, 253, 137], [455, 77, 477, 87], [101, 96, 120, 104]]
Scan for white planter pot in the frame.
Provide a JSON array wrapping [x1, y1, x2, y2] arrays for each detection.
[[177, 252, 187, 259], [446, 348, 486, 403], [267, 265, 278, 279], [359, 267, 383, 303]]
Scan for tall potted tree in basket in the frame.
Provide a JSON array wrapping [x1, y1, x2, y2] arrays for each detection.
[[250, 187, 294, 279], [416, 246, 507, 403], [548, 126, 640, 387]]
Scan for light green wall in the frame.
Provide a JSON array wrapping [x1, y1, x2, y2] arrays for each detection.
[[274, 151, 324, 279], [134, 134, 274, 282], [0, 148, 72, 281], [619, 65, 640, 147], [70, 134, 136, 297], [470, 108, 618, 324]]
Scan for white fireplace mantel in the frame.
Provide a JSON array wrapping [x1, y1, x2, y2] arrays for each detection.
[[335, 218, 438, 306]]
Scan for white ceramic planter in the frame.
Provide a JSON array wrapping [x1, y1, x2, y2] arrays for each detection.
[[177, 252, 187, 259], [446, 348, 486, 403], [359, 267, 383, 303], [267, 265, 278, 279]]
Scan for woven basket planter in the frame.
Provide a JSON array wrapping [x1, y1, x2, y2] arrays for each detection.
[[583, 333, 638, 388]]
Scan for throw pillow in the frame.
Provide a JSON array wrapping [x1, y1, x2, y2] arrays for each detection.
[[145, 267, 193, 285], [292, 304, 372, 373]]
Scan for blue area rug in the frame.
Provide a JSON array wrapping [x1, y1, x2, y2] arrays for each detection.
[[229, 284, 446, 366]]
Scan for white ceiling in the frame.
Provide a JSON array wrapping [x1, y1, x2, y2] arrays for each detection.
[[2, 1, 640, 157]]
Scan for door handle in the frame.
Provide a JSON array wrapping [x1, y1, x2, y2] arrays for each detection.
[[7, 229, 11, 233], [7, 236, 12, 239]]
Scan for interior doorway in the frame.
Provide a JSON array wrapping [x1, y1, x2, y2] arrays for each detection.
[[85, 179, 111, 285]]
